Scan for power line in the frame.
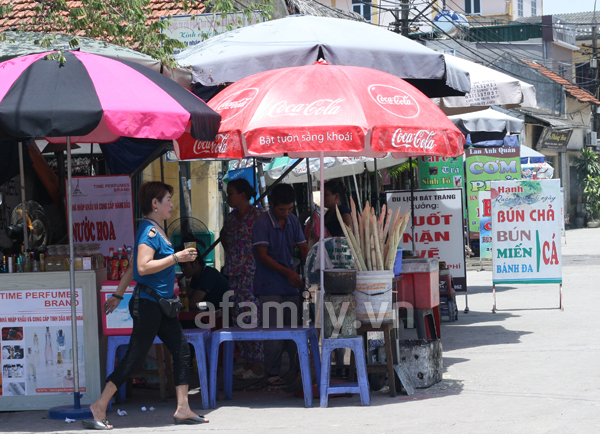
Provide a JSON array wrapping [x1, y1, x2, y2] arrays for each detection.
[[345, 0, 593, 81]]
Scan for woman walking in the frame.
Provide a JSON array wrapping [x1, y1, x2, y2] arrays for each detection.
[[83, 181, 207, 430]]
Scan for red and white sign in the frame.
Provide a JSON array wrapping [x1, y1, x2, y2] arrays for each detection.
[[69, 175, 134, 258], [173, 131, 245, 160]]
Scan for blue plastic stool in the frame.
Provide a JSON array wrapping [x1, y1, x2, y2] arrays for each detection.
[[106, 328, 211, 409], [209, 327, 321, 408], [320, 337, 370, 407]]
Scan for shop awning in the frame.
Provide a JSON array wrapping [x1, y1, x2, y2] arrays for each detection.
[[522, 112, 586, 130]]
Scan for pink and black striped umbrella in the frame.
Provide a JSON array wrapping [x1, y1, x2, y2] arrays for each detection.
[[0, 51, 221, 142]]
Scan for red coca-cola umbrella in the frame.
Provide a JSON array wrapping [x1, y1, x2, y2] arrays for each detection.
[[206, 62, 464, 159], [206, 62, 464, 344]]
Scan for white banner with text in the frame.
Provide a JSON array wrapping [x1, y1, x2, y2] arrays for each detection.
[[386, 188, 466, 291]]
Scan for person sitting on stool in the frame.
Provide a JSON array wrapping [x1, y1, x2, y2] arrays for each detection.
[[176, 241, 230, 312]]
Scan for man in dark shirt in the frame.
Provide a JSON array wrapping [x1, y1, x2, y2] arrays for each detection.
[[252, 184, 309, 384]]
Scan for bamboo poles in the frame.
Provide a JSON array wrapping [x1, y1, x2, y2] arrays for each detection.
[[336, 198, 410, 271]]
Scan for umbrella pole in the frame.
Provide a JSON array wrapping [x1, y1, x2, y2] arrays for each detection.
[[66, 137, 81, 407], [306, 158, 314, 238], [319, 152, 325, 345], [373, 159, 380, 216], [253, 158, 258, 202], [49, 137, 92, 420], [409, 157, 416, 254], [352, 172, 362, 210], [18, 141, 28, 253]]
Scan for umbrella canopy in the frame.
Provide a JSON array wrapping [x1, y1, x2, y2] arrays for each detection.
[[206, 62, 463, 345], [0, 51, 221, 142], [207, 63, 464, 159], [175, 15, 471, 98], [264, 154, 404, 185], [449, 108, 524, 136], [0, 50, 221, 413], [436, 55, 536, 114], [265, 156, 368, 185]]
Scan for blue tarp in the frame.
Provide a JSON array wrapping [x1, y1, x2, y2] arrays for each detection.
[[100, 138, 170, 175]]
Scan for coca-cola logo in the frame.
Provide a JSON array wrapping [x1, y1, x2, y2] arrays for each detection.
[[193, 134, 230, 155], [391, 128, 437, 150], [369, 85, 419, 118], [268, 98, 345, 117], [214, 88, 258, 122]]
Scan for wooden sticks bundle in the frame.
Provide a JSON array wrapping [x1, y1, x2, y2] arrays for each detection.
[[336, 198, 410, 271]]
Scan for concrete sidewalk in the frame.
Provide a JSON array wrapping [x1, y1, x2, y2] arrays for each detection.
[[1, 228, 599, 433]]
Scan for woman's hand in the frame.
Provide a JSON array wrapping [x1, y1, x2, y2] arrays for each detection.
[[103, 296, 121, 315], [177, 248, 198, 263]]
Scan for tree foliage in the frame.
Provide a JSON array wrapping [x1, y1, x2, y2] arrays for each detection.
[[385, 158, 419, 180], [0, 0, 274, 67], [573, 148, 600, 220]]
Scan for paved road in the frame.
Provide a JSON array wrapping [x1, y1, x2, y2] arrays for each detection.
[[1, 228, 599, 433]]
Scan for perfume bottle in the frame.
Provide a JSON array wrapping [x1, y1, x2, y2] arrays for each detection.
[[33, 333, 40, 355], [56, 351, 64, 376], [56, 329, 65, 351], [63, 369, 74, 388], [27, 348, 36, 381], [28, 361, 37, 380], [44, 327, 54, 365]]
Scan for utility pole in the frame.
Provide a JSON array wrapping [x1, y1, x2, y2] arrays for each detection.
[[401, 0, 409, 36], [593, 10, 598, 135], [391, 7, 401, 34]]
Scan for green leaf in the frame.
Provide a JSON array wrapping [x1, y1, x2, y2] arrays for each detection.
[[2, 0, 275, 68]]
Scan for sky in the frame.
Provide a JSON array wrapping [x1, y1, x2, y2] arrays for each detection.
[[543, 0, 596, 15]]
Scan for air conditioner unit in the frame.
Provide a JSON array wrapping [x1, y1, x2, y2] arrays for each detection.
[[585, 131, 598, 147]]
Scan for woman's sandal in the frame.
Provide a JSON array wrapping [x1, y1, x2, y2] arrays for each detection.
[[173, 416, 209, 425], [82, 419, 113, 430]]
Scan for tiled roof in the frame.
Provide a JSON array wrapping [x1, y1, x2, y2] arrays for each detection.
[[0, 0, 206, 32], [520, 58, 600, 105]]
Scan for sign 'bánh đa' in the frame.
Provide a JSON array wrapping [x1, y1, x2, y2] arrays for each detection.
[[491, 180, 562, 284]]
